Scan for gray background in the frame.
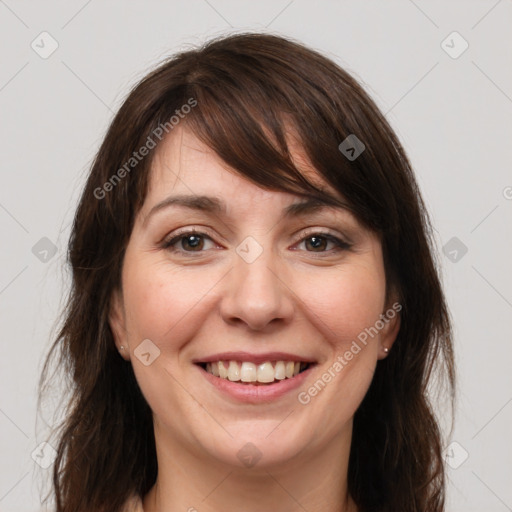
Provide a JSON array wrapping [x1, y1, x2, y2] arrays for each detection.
[[1, 1, 511, 511]]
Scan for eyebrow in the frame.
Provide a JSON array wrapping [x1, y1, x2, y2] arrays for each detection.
[[142, 194, 348, 227]]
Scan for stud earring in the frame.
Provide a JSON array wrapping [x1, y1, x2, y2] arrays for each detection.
[[120, 345, 125, 352], [383, 347, 389, 353]]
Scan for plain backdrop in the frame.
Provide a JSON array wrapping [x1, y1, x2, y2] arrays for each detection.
[[1, 1, 511, 511]]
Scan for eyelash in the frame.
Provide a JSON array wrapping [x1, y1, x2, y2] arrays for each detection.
[[161, 228, 352, 257]]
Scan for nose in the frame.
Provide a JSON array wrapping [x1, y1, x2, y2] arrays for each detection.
[[219, 245, 295, 331]]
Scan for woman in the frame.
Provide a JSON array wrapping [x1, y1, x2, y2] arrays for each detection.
[[39, 32, 455, 511]]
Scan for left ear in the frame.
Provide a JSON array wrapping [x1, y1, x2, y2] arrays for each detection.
[[108, 287, 130, 361], [377, 300, 402, 360]]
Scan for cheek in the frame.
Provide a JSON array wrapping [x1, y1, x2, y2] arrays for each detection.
[[120, 260, 221, 422], [121, 259, 222, 347], [294, 262, 386, 351], [291, 268, 385, 443]]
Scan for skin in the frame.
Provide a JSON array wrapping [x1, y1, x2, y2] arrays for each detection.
[[109, 125, 400, 512]]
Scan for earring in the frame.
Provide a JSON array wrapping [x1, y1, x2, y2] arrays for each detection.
[[120, 345, 125, 352], [383, 347, 389, 353]]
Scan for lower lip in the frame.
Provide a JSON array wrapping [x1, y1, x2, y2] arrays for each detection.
[[196, 364, 316, 403]]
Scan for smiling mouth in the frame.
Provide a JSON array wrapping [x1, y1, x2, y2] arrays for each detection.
[[196, 360, 313, 385]]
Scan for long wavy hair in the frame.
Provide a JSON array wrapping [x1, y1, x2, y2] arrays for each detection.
[[38, 32, 455, 512]]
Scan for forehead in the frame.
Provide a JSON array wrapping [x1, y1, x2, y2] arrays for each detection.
[[146, 124, 342, 207]]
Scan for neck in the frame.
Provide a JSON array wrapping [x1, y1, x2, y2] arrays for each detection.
[[142, 418, 357, 512]]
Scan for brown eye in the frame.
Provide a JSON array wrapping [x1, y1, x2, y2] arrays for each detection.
[[180, 234, 205, 251], [162, 231, 215, 253], [304, 235, 329, 252], [299, 233, 351, 253]]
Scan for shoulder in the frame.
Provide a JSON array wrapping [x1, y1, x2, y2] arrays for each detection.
[[120, 493, 144, 512]]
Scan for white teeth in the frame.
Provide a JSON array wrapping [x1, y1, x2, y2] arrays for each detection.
[[218, 361, 228, 379], [274, 361, 286, 380], [240, 362, 257, 382], [203, 360, 308, 383], [257, 362, 275, 383], [227, 361, 241, 381]]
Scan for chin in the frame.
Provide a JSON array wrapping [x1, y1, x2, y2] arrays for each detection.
[[199, 422, 311, 470]]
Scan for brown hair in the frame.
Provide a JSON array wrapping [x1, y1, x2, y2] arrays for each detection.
[[39, 32, 455, 511]]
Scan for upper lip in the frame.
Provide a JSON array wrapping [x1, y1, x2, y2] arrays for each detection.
[[193, 351, 316, 365]]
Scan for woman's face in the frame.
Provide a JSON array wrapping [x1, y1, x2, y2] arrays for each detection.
[[109, 125, 400, 469]]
